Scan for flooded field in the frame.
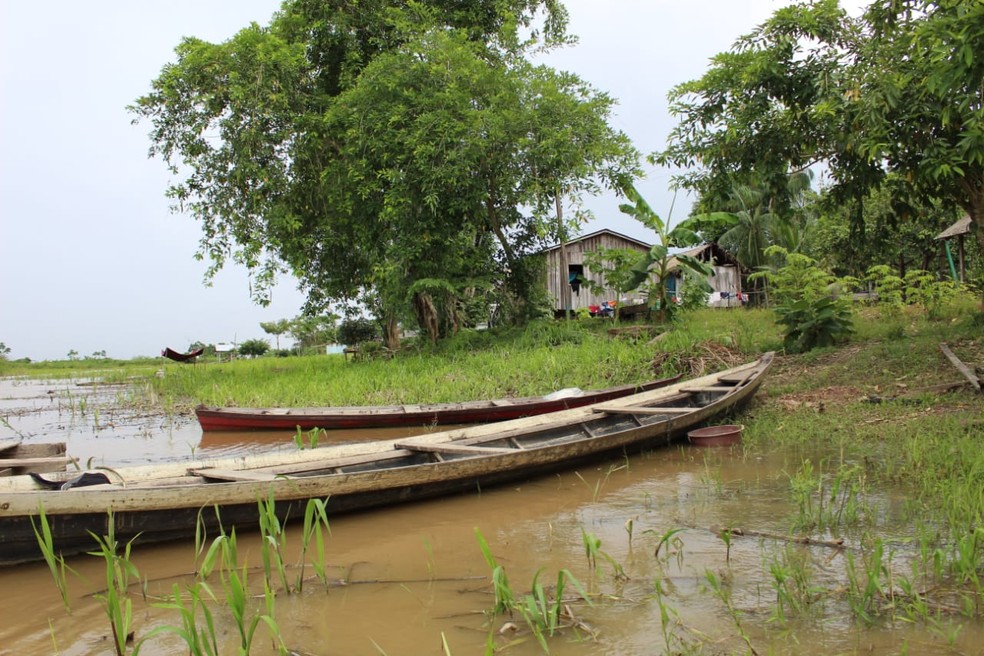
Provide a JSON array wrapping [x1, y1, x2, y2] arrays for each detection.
[[1, 375, 980, 655]]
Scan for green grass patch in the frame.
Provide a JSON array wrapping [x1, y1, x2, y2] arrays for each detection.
[[138, 311, 782, 410]]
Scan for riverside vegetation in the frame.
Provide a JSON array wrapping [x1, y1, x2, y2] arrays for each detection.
[[9, 296, 984, 654]]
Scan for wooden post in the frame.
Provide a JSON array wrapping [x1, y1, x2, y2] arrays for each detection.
[[556, 193, 571, 320]]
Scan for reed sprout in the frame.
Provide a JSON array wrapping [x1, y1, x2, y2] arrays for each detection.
[[704, 569, 758, 655], [296, 497, 331, 591], [475, 529, 593, 653], [31, 502, 74, 613], [86, 511, 143, 656], [257, 492, 290, 594]]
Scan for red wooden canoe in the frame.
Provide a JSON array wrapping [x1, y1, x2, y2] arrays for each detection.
[[195, 374, 682, 431]]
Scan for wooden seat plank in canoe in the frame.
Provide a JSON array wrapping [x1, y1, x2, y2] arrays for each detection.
[[591, 405, 696, 415], [395, 442, 515, 455], [0, 456, 74, 468], [195, 469, 282, 482], [193, 449, 419, 481], [679, 386, 737, 393], [273, 449, 417, 474], [715, 367, 763, 385]]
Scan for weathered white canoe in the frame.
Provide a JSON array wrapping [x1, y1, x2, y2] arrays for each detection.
[[0, 353, 773, 565]]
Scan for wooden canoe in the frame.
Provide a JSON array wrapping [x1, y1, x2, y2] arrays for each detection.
[[194, 374, 683, 431], [0, 353, 773, 565]]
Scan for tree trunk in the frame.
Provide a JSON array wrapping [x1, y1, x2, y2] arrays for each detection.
[[384, 315, 401, 352], [412, 292, 440, 344]]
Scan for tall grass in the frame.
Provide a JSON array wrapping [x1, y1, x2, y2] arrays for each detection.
[[138, 311, 781, 410]]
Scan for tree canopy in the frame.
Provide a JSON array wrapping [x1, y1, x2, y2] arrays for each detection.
[[131, 0, 639, 345], [657, 0, 984, 267]]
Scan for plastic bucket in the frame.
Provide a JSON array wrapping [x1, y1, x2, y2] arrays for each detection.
[[687, 424, 743, 447]]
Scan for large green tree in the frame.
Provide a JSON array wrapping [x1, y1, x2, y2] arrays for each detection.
[[657, 0, 984, 277], [131, 0, 638, 346]]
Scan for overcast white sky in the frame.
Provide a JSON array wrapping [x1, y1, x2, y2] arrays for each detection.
[[0, 1, 854, 361]]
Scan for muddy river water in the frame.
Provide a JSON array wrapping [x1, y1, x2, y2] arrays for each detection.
[[0, 376, 979, 655]]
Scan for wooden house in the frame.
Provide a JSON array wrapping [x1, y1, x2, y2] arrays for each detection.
[[541, 231, 744, 313], [541, 229, 652, 314]]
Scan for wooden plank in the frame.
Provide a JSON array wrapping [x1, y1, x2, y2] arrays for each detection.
[[0, 456, 73, 468], [204, 449, 417, 478], [940, 343, 982, 391], [717, 367, 761, 384], [395, 442, 515, 455], [193, 468, 282, 482], [591, 405, 695, 415], [680, 386, 736, 392]]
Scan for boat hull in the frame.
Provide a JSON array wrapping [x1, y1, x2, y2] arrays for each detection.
[[194, 376, 681, 431]]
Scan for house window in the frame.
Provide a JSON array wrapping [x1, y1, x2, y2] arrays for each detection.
[[568, 264, 584, 295]]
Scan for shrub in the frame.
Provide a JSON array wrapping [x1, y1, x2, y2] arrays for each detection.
[[754, 247, 855, 353], [775, 297, 855, 353], [337, 318, 379, 346], [238, 339, 270, 357], [678, 271, 711, 311]]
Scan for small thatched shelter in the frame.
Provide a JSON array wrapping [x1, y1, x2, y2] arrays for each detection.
[[935, 215, 972, 282]]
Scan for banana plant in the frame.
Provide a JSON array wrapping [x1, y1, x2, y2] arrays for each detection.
[[618, 182, 735, 321]]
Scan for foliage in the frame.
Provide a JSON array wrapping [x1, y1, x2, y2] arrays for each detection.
[[753, 247, 855, 352], [866, 265, 965, 320], [902, 271, 963, 320], [657, 0, 858, 211], [0, 341, 10, 360], [676, 270, 711, 311], [237, 339, 270, 357], [475, 528, 591, 653], [691, 172, 816, 284], [287, 314, 338, 351], [774, 295, 853, 352], [259, 319, 291, 351], [580, 247, 646, 308], [131, 1, 638, 342], [337, 318, 379, 346], [658, 0, 984, 281], [616, 182, 734, 322], [810, 178, 963, 279]]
